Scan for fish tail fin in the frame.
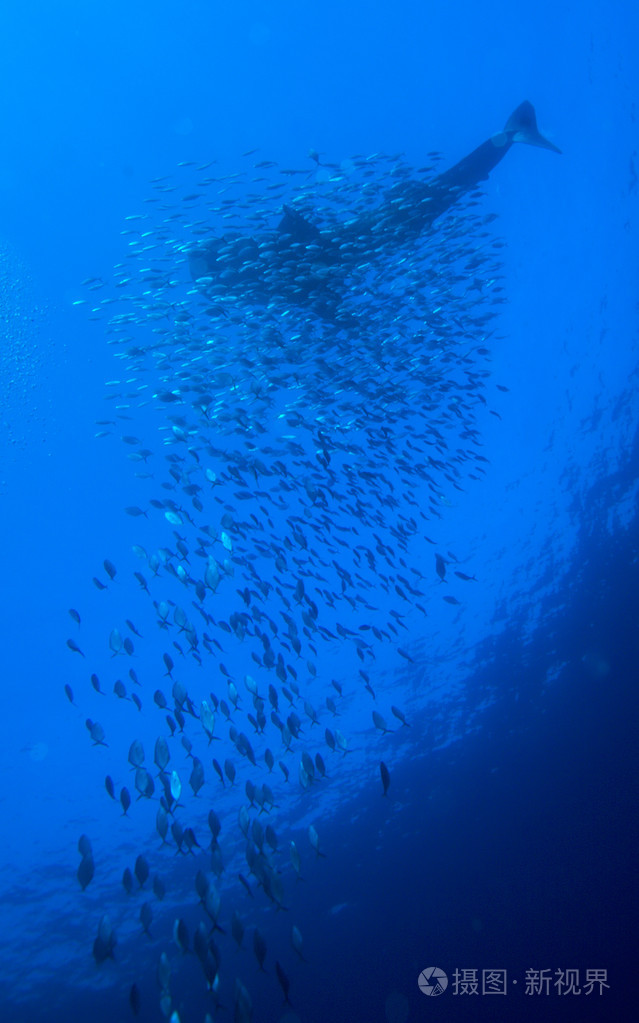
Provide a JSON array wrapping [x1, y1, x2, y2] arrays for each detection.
[[504, 101, 562, 154]]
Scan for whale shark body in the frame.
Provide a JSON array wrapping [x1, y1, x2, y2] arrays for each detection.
[[189, 101, 560, 324]]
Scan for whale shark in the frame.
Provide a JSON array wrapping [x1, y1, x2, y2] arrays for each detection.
[[189, 101, 560, 323]]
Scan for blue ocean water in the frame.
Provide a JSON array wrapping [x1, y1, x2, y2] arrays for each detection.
[[0, 2, 637, 1021]]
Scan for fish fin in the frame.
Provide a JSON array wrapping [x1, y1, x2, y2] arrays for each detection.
[[278, 205, 321, 242], [503, 101, 562, 154]]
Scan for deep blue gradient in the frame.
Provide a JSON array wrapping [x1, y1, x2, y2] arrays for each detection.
[[0, 3, 637, 1022]]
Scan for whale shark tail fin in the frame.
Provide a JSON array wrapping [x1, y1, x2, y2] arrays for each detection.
[[504, 101, 562, 154]]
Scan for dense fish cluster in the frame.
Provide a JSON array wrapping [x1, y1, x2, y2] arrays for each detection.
[[67, 145, 507, 1020]]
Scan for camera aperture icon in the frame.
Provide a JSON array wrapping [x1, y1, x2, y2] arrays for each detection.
[[418, 967, 448, 996]]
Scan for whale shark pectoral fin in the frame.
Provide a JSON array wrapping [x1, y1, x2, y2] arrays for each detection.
[[504, 100, 562, 154]]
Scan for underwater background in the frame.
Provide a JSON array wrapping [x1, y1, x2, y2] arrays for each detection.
[[0, 2, 637, 1021]]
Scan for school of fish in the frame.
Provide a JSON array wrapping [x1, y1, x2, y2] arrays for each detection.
[[66, 144, 506, 1021]]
